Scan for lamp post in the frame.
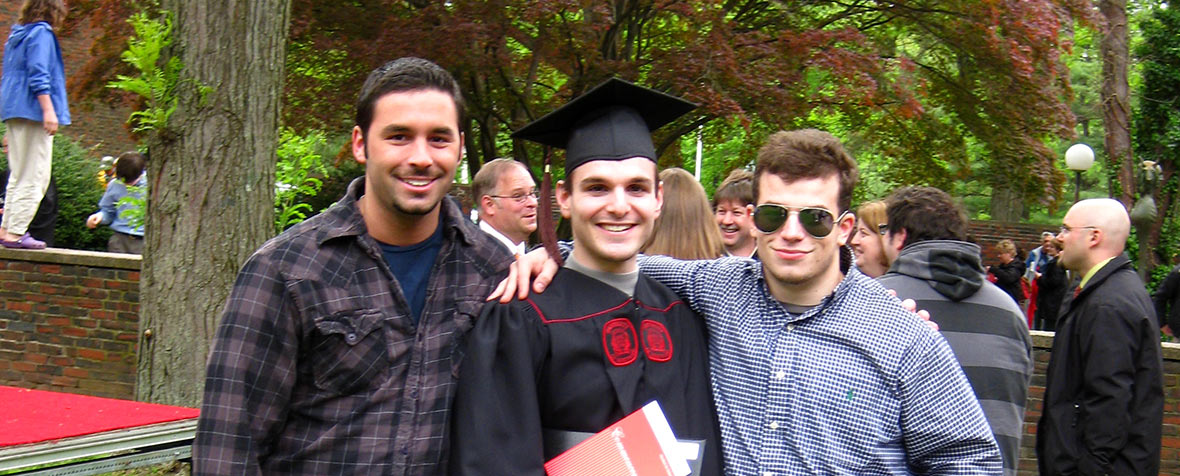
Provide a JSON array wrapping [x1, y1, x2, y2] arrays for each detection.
[[1065, 144, 1095, 203]]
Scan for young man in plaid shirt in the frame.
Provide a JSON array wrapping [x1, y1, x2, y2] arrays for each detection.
[[193, 57, 513, 475]]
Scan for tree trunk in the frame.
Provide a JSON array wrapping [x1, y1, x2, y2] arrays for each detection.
[[137, 0, 291, 406], [990, 183, 1025, 223], [1099, 0, 1134, 207]]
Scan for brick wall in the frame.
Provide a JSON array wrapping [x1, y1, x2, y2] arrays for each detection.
[[0, 247, 139, 400], [1020, 332, 1180, 475], [1, 247, 1178, 473], [0, 6, 139, 155], [968, 220, 1058, 266]]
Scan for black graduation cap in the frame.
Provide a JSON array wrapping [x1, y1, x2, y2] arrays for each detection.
[[512, 78, 697, 174]]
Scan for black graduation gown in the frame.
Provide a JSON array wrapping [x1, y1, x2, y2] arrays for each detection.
[[449, 268, 722, 476]]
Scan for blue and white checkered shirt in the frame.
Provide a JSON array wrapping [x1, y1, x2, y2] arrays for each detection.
[[638, 252, 1002, 476]]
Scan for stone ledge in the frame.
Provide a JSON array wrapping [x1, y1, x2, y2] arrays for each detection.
[[0, 247, 141, 270], [1032, 330, 1180, 361]]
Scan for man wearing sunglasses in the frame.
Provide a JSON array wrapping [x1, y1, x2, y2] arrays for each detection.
[[502, 129, 1000, 474], [876, 186, 1032, 476], [1037, 198, 1162, 476], [471, 158, 538, 255]]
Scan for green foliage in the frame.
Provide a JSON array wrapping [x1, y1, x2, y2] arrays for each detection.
[[275, 128, 330, 233], [117, 183, 148, 230], [50, 137, 112, 251], [106, 11, 182, 135]]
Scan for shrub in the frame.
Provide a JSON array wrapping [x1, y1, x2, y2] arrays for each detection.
[[0, 127, 110, 251], [51, 136, 112, 251]]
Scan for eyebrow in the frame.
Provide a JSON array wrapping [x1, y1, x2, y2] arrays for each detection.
[[377, 124, 457, 137]]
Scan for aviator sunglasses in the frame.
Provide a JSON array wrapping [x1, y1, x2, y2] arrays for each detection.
[[752, 204, 841, 238]]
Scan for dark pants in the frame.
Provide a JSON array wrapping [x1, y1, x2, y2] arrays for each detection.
[[108, 231, 143, 255]]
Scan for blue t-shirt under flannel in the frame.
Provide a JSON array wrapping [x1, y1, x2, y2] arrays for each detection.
[[378, 223, 444, 325]]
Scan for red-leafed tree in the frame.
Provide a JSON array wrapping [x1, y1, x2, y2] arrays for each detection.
[[73, 2, 1087, 212]]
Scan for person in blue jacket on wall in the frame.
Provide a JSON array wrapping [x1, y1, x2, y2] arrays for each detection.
[[0, 0, 70, 250]]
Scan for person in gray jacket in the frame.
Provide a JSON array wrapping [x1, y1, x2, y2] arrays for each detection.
[[878, 186, 1032, 476]]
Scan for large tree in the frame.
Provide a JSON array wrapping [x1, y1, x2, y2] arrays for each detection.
[[1132, 3, 1180, 275], [134, 0, 291, 406]]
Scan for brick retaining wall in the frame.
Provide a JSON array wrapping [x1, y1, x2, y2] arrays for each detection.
[[0, 247, 139, 399]]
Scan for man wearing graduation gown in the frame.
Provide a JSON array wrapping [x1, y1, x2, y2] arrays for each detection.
[[449, 78, 723, 476]]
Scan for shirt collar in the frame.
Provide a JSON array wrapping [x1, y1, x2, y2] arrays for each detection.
[[479, 220, 527, 255], [1079, 256, 1116, 290]]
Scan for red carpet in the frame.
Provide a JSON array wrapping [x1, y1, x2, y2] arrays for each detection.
[[0, 386, 200, 446]]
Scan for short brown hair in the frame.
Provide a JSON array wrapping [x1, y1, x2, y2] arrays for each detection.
[[114, 151, 146, 184], [714, 168, 753, 206], [19, 0, 66, 26], [471, 158, 526, 202], [884, 186, 968, 248], [355, 57, 464, 137], [753, 129, 858, 212]]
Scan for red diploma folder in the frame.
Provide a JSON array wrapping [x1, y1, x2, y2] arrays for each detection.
[[544, 401, 691, 476]]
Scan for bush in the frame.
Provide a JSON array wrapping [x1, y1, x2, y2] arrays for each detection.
[[51, 135, 112, 251], [0, 126, 110, 251]]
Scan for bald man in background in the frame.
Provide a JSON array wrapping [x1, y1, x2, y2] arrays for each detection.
[[1037, 198, 1163, 476]]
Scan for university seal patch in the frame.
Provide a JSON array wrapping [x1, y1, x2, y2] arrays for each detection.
[[640, 320, 673, 362], [602, 318, 638, 366]]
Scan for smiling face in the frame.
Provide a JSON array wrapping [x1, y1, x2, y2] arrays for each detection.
[[850, 219, 888, 278], [715, 198, 754, 254], [754, 173, 854, 303], [483, 164, 539, 244], [351, 89, 462, 241], [558, 157, 662, 274]]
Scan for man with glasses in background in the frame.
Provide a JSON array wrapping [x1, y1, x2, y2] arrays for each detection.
[[505, 129, 1001, 475], [1037, 198, 1162, 476], [471, 158, 538, 255]]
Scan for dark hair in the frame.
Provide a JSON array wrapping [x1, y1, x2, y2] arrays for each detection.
[[885, 186, 967, 247], [114, 151, 146, 184], [753, 129, 858, 212], [714, 168, 753, 207], [471, 158, 526, 202], [19, 0, 66, 25], [354, 57, 464, 136]]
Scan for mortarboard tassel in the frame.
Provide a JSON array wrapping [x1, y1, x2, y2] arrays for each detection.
[[537, 148, 564, 267]]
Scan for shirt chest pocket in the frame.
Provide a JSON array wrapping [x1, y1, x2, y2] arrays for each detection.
[[308, 310, 388, 395]]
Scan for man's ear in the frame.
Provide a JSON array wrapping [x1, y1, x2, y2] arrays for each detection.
[[555, 181, 572, 219], [652, 181, 664, 220], [351, 126, 367, 165], [835, 211, 856, 245], [747, 204, 757, 238], [889, 228, 908, 252], [479, 195, 496, 217]]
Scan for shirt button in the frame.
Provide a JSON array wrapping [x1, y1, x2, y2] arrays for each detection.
[[345, 333, 359, 344], [768, 421, 779, 430], [786, 324, 796, 331], [774, 370, 786, 380]]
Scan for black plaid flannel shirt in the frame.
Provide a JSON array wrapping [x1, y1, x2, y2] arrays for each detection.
[[194, 178, 513, 475]]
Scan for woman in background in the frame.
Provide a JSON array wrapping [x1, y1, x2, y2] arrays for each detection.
[[849, 200, 891, 278], [642, 168, 724, 260], [990, 239, 1026, 306], [0, 0, 69, 249], [1034, 239, 1067, 331]]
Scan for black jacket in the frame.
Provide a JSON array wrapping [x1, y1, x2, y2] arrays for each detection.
[[1151, 264, 1180, 332], [1037, 255, 1163, 475], [1035, 257, 1068, 328], [991, 259, 1025, 305]]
